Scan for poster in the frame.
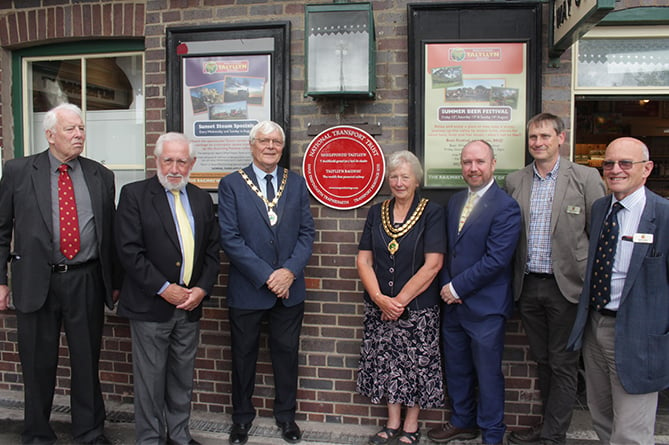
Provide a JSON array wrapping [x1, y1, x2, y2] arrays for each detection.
[[423, 43, 527, 187], [182, 54, 271, 189]]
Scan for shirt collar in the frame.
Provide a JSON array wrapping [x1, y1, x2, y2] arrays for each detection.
[[532, 156, 560, 180], [252, 163, 277, 183], [469, 179, 494, 198], [612, 186, 646, 212], [48, 150, 79, 173]]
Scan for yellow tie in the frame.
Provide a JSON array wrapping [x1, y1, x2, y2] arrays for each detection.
[[172, 190, 194, 286], [458, 192, 477, 232]]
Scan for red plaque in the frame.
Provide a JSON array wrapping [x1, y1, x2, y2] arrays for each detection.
[[303, 126, 385, 210]]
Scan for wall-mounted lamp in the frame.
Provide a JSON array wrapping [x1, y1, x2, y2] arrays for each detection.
[[305, 2, 376, 98]]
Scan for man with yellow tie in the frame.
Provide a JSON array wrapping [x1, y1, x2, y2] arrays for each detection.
[[115, 132, 220, 445]]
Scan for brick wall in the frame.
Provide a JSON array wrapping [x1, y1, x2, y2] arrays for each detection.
[[0, 0, 650, 431]]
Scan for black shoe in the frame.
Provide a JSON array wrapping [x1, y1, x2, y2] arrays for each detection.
[[229, 423, 252, 445], [276, 420, 302, 444], [78, 435, 111, 445]]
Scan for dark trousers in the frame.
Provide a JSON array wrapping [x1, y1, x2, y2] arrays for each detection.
[[16, 263, 106, 445], [442, 312, 507, 445], [229, 300, 304, 425], [518, 274, 579, 444]]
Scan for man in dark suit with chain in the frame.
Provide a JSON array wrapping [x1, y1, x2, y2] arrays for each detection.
[[218, 120, 315, 445], [0, 103, 120, 444]]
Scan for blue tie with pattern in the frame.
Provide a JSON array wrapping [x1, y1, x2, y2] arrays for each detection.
[[590, 202, 623, 311]]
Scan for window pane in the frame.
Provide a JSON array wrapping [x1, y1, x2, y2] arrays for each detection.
[[85, 55, 144, 167], [30, 59, 82, 112], [24, 52, 145, 197], [577, 38, 669, 88], [28, 59, 82, 155]]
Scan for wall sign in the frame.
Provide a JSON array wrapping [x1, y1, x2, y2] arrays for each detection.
[[303, 126, 385, 210], [166, 23, 290, 190], [550, 0, 615, 58]]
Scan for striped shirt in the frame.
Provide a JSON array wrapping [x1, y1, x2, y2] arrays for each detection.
[[607, 186, 646, 310]]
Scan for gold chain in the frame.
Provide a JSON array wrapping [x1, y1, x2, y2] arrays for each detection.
[[238, 168, 288, 209], [381, 197, 429, 254]]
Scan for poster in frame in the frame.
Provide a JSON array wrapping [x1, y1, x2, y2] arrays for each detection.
[[166, 23, 290, 190], [407, 3, 542, 194], [421, 42, 529, 188]]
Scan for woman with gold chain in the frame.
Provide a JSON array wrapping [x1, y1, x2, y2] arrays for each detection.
[[356, 150, 446, 445]]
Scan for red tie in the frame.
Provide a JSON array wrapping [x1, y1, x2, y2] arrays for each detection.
[[58, 164, 80, 260]]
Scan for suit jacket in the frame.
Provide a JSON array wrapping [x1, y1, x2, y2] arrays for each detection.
[[441, 181, 521, 319], [505, 158, 605, 302], [0, 150, 119, 312], [115, 176, 220, 322], [218, 165, 315, 310], [567, 188, 669, 394]]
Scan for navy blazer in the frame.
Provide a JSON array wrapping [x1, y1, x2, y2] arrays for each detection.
[[218, 165, 315, 310], [115, 176, 220, 323], [567, 188, 669, 394], [0, 150, 120, 312], [441, 181, 521, 319]]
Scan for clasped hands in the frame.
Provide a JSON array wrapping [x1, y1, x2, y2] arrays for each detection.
[[374, 292, 406, 321], [267, 267, 294, 299], [160, 283, 206, 311]]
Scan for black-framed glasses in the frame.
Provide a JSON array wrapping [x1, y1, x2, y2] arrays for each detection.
[[601, 160, 648, 171]]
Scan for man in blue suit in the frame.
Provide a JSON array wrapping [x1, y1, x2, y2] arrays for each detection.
[[567, 137, 669, 445], [428, 140, 521, 445], [218, 121, 315, 445]]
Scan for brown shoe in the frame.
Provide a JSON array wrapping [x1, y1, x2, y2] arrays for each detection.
[[427, 421, 479, 443], [507, 423, 543, 444]]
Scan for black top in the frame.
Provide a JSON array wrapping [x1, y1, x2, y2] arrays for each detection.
[[359, 195, 446, 309]]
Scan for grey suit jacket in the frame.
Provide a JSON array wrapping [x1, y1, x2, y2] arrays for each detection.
[[567, 189, 669, 394], [0, 150, 120, 312], [505, 157, 605, 303]]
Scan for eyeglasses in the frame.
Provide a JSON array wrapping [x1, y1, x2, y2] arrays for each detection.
[[601, 160, 647, 171], [254, 138, 284, 147]]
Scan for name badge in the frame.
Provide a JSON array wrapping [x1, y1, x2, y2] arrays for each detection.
[[633, 233, 654, 244], [566, 205, 581, 215]]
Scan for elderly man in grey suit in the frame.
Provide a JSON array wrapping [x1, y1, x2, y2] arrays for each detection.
[[505, 113, 605, 444], [568, 137, 669, 445], [0, 103, 120, 444], [116, 132, 220, 445]]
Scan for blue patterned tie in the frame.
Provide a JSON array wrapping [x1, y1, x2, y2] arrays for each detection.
[[590, 202, 623, 311]]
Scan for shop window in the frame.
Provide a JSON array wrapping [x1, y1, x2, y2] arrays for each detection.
[[573, 27, 669, 197], [16, 45, 145, 198]]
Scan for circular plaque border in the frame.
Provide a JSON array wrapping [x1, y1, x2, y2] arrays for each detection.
[[303, 125, 385, 210]]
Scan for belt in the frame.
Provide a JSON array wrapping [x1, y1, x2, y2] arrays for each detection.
[[50, 259, 98, 273], [527, 272, 554, 279], [599, 308, 617, 318]]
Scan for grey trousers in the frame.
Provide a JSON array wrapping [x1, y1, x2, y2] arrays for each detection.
[[130, 310, 200, 445], [583, 311, 658, 445]]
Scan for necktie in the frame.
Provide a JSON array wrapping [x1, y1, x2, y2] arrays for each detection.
[[458, 192, 477, 232], [58, 164, 80, 260], [172, 190, 194, 286], [265, 174, 275, 202], [590, 202, 624, 310]]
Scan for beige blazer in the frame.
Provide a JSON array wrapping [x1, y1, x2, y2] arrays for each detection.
[[505, 157, 606, 303]]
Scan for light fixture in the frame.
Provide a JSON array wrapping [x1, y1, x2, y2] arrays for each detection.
[[305, 2, 376, 98]]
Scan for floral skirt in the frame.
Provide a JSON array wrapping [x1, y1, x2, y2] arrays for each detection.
[[356, 301, 444, 408]]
